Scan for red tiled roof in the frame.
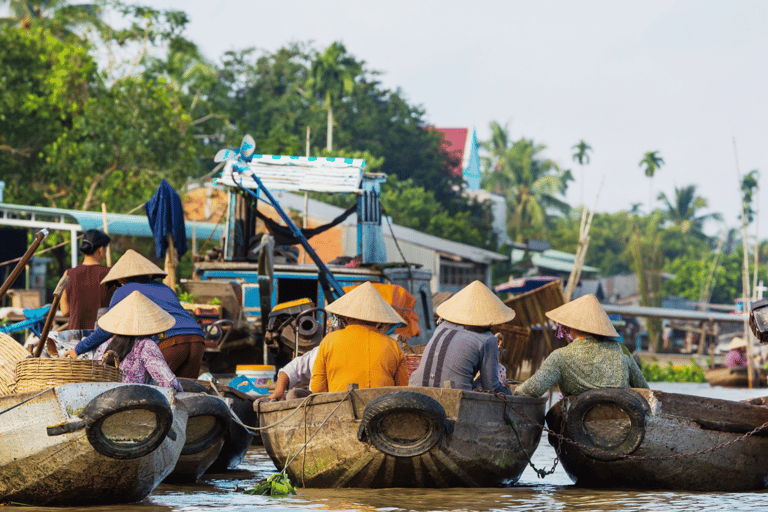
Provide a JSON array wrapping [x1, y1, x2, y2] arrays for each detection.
[[435, 128, 468, 177]]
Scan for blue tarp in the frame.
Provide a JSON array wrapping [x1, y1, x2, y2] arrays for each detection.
[[145, 179, 188, 259]]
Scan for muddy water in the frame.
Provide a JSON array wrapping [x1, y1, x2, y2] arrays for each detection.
[[6, 383, 768, 512]]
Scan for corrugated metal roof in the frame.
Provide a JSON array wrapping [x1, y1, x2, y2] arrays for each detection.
[[601, 303, 744, 323], [270, 191, 506, 264], [511, 248, 599, 274], [0, 203, 223, 240]]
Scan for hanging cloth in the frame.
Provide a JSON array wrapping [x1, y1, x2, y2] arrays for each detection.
[[253, 204, 357, 247]]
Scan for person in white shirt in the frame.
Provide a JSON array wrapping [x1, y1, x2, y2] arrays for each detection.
[[269, 346, 319, 400]]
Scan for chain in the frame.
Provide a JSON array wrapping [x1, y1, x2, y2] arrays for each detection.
[[502, 401, 558, 478], [494, 392, 768, 463]]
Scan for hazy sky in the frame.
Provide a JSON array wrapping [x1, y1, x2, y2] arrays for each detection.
[[118, 1, 767, 236]]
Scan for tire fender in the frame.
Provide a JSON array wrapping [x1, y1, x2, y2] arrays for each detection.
[[566, 388, 649, 461], [357, 391, 448, 457], [178, 394, 231, 455], [81, 385, 173, 460]]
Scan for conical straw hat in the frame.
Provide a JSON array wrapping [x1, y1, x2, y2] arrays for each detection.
[[101, 249, 167, 285], [545, 294, 619, 338], [435, 280, 515, 326], [98, 290, 176, 336], [728, 337, 747, 350], [326, 281, 405, 325]]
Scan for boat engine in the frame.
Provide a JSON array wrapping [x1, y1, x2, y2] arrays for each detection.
[[264, 298, 326, 360]]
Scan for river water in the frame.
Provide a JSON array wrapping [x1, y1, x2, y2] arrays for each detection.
[[6, 383, 768, 512]]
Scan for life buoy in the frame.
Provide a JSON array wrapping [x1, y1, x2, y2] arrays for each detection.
[[178, 394, 230, 455], [357, 391, 448, 457], [81, 385, 174, 460], [565, 388, 649, 461]]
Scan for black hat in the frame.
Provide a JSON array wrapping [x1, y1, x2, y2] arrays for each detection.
[[79, 229, 111, 255]]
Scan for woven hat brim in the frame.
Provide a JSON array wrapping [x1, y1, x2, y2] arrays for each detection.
[[728, 337, 747, 350], [98, 291, 176, 336], [545, 294, 619, 338], [326, 282, 405, 325], [101, 249, 167, 285], [435, 280, 515, 326]]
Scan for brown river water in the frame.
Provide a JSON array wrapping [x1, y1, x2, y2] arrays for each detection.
[[5, 383, 768, 511]]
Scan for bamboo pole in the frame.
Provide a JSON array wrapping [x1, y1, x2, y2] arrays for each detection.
[[35, 273, 69, 357], [163, 234, 177, 290], [101, 202, 112, 266], [734, 137, 754, 388], [302, 126, 311, 264], [564, 177, 604, 301]]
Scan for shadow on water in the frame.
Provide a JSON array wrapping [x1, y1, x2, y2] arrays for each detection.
[[4, 383, 768, 511]]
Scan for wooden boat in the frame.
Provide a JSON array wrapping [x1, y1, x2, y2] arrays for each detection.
[[164, 391, 230, 482], [546, 387, 768, 491], [177, 378, 257, 472], [0, 382, 187, 506], [704, 366, 767, 387], [257, 386, 546, 488]]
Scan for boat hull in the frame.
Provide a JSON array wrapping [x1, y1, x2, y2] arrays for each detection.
[[547, 388, 768, 491], [257, 386, 546, 488], [206, 386, 256, 472], [704, 366, 767, 387], [0, 383, 186, 506]]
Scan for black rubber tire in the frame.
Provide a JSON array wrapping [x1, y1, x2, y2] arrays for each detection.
[[357, 391, 447, 458], [178, 378, 215, 395], [566, 388, 649, 461], [81, 385, 173, 460], [179, 394, 230, 455]]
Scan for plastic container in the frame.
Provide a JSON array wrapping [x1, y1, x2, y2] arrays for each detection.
[[230, 365, 275, 397]]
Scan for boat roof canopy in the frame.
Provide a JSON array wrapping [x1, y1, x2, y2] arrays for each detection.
[[215, 155, 366, 193]]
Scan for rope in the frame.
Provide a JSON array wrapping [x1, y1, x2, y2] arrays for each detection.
[[495, 392, 768, 462], [0, 387, 54, 416], [381, 207, 414, 288]]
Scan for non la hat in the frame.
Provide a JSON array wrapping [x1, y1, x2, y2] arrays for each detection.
[[325, 281, 406, 325], [98, 290, 176, 336], [545, 294, 619, 338], [435, 280, 515, 326], [101, 249, 167, 285], [728, 337, 748, 350]]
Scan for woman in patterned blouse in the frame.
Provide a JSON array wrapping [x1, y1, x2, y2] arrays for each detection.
[[92, 290, 182, 392], [515, 294, 648, 397]]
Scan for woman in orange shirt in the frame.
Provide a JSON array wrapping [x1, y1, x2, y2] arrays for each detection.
[[310, 282, 408, 393]]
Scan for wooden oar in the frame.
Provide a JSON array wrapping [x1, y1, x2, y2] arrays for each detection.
[[34, 273, 70, 358], [0, 228, 49, 303]]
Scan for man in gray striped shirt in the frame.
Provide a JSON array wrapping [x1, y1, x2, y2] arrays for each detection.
[[408, 281, 514, 395]]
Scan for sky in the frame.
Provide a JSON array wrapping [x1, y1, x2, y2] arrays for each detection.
[[115, 1, 767, 237]]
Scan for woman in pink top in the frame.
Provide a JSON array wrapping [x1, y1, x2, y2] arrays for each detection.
[[92, 290, 182, 391]]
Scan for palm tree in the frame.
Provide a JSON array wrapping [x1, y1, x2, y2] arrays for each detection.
[[741, 170, 759, 225], [639, 151, 664, 211], [481, 122, 572, 242], [306, 41, 362, 152], [572, 140, 592, 205], [657, 184, 722, 239]]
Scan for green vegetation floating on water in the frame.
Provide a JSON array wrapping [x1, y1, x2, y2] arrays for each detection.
[[641, 358, 706, 383], [244, 472, 297, 497]]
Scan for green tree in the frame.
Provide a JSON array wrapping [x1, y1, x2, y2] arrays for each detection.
[[571, 139, 592, 205], [481, 124, 572, 242], [1, 0, 107, 38], [657, 184, 722, 239], [639, 150, 664, 210], [306, 41, 362, 152], [740, 169, 759, 225]]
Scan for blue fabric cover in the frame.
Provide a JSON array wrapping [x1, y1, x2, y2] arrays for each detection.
[[75, 281, 203, 354], [144, 178, 188, 259]]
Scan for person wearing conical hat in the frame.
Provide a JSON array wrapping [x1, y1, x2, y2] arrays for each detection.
[[89, 291, 182, 391], [515, 294, 648, 397], [67, 250, 205, 379], [724, 337, 748, 367], [408, 281, 515, 395], [310, 282, 409, 393]]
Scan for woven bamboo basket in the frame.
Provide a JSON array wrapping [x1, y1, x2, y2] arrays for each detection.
[[14, 353, 122, 394], [0, 333, 30, 396]]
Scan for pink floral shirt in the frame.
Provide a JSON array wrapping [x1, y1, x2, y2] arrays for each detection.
[[95, 337, 182, 391]]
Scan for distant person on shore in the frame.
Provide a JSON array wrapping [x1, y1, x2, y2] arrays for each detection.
[[515, 294, 648, 397], [59, 229, 114, 330], [724, 337, 748, 367], [409, 280, 513, 395], [310, 282, 408, 393], [66, 250, 205, 378]]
